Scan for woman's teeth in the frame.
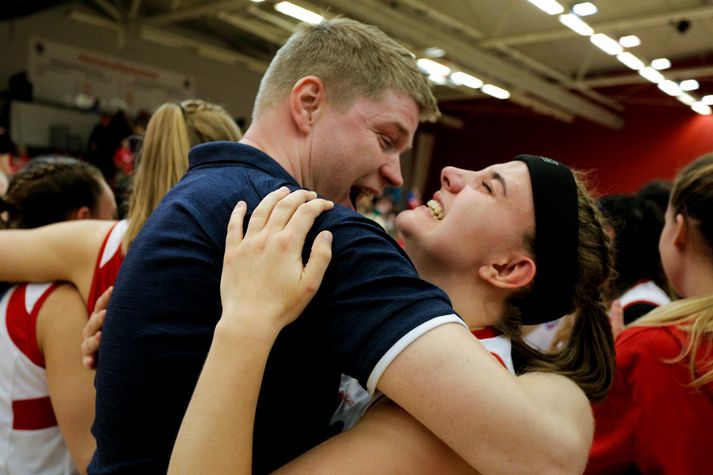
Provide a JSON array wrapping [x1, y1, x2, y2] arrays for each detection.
[[427, 200, 444, 220]]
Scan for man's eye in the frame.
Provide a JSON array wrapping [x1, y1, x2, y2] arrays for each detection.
[[380, 135, 394, 149], [483, 181, 493, 194]]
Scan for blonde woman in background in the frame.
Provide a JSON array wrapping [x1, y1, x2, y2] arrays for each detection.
[[586, 153, 713, 475], [0, 100, 242, 352]]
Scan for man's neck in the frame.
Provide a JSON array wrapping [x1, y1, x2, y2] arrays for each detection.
[[241, 111, 307, 188]]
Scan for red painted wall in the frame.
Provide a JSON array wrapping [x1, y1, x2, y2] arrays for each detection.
[[423, 102, 713, 197]]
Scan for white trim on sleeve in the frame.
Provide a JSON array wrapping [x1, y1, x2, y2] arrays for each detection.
[[366, 314, 466, 395]]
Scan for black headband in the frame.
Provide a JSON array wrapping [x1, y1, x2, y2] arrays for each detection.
[[515, 155, 579, 324]]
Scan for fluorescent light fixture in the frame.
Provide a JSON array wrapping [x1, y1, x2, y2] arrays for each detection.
[[590, 33, 623, 55], [677, 93, 696, 106], [250, 0, 266, 2], [558, 14, 593, 36], [618, 35, 641, 48], [680, 79, 699, 91], [481, 84, 511, 99], [428, 74, 448, 86], [651, 58, 671, 70], [657, 80, 682, 96], [639, 67, 665, 83], [424, 47, 446, 58], [616, 52, 645, 70], [527, 0, 564, 15], [451, 71, 484, 89], [274, 2, 323, 24], [417, 58, 451, 77], [702, 95, 713, 105], [692, 102, 713, 115], [572, 2, 597, 16]]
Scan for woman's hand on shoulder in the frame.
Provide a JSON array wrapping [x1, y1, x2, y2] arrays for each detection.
[[219, 187, 333, 337]]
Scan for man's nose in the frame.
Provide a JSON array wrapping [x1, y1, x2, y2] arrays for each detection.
[[382, 154, 404, 188]]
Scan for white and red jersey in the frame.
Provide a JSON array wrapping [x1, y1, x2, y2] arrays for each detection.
[[0, 283, 78, 475], [470, 327, 515, 374], [618, 280, 671, 311], [330, 326, 514, 432], [86, 220, 128, 314]]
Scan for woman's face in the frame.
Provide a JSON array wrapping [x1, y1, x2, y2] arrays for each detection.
[[396, 161, 535, 281]]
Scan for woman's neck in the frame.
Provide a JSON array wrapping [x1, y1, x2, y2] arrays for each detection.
[[428, 274, 504, 330]]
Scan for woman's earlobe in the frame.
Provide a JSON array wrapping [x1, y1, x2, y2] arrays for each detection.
[[70, 206, 91, 221], [479, 256, 536, 290]]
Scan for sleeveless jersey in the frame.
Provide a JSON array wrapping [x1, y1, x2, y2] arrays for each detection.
[[86, 220, 128, 313], [330, 327, 514, 432], [0, 283, 78, 475]]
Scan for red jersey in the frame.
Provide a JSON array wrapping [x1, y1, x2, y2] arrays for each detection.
[[587, 325, 713, 475], [86, 220, 127, 313]]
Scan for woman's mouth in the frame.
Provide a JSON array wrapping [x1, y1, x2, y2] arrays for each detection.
[[426, 199, 444, 220]]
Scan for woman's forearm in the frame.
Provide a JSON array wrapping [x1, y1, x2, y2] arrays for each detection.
[[168, 317, 282, 475]]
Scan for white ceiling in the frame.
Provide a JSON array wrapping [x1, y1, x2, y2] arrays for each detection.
[[71, 0, 713, 128]]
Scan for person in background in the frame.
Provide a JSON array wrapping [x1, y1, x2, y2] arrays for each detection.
[[0, 170, 8, 195], [0, 157, 116, 474], [587, 153, 713, 475], [637, 178, 672, 218], [0, 100, 242, 332], [599, 194, 671, 324]]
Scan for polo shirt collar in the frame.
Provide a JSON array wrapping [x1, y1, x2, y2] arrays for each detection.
[[188, 141, 297, 185]]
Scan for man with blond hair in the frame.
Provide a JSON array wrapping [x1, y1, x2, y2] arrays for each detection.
[[91, 19, 586, 475]]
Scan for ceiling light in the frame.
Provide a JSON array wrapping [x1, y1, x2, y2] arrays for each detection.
[[657, 80, 682, 96], [639, 67, 665, 83], [692, 102, 713, 115], [616, 52, 644, 70], [572, 2, 597, 16], [527, 0, 564, 15], [481, 84, 511, 99], [427, 74, 448, 86], [274, 2, 323, 24], [680, 79, 700, 91], [250, 0, 266, 2], [451, 71, 484, 89], [558, 14, 593, 36], [677, 93, 696, 106], [424, 47, 446, 58], [618, 35, 641, 48], [651, 58, 671, 70], [590, 33, 623, 55], [702, 95, 713, 105], [417, 58, 451, 77]]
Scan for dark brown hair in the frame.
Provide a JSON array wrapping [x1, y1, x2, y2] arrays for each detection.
[[0, 156, 105, 229], [501, 171, 616, 402]]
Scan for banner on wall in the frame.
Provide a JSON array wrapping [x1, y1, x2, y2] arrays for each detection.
[[28, 37, 196, 114]]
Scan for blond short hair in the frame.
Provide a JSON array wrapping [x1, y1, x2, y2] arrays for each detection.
[[253, 18, 439, 122]]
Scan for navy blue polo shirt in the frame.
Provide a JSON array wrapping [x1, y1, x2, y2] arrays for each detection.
[[89, 142, 460, 474]]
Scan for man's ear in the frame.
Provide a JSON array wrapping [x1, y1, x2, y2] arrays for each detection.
[[478, 255, 536, 290], [673, 213, 688, 250], [289, 76, 325, 134], [69, 206, 91, 220]]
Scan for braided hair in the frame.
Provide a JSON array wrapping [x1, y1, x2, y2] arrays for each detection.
[[0, 156, 104, 230]]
